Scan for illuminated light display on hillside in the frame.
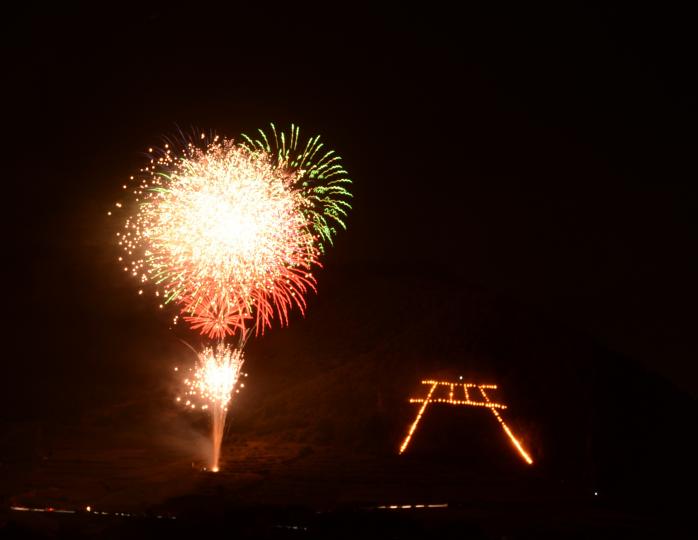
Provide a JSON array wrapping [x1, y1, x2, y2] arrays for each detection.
[[399, 380, 534, 465]]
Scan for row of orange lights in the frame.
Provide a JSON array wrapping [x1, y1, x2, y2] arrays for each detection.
[[479, 387, 533, 464], [421, 380, 497, 389], [408, 398, 508, 409]]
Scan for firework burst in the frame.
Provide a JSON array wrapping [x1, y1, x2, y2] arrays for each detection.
[[115, 124, 351, 470], [241, 124, 352, 254], [179, 344, 245, 411], [118, 125, 351, 339]]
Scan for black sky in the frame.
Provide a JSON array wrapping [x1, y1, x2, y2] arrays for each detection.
[[4, 4, 697, 396]]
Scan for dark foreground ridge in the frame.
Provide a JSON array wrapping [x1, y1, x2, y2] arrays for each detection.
[[2, 272, 696, 538]]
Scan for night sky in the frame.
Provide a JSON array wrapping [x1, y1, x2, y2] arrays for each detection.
[[4, 4, 697, 399]]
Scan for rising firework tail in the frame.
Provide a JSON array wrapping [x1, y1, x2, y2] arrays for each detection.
[[176, 343, 247, 471]]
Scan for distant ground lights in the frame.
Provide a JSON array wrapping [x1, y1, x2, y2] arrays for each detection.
[[399, 380, 534, 465], [113, 124, 352, 470]]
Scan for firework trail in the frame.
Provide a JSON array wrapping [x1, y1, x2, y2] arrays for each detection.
[[177, 344, 245, 471], [115, 124, 351, 470]]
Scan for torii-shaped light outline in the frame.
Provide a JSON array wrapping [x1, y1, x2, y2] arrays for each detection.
[[398, 380, 533, 464]]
